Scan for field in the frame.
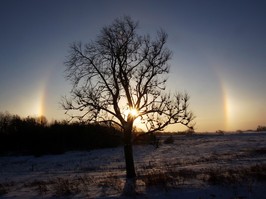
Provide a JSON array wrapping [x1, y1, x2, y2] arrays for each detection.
[[0, 132, 266, 198]]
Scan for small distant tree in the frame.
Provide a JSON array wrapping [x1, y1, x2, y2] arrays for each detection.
[[37, 116, 48, 126], [62, 16, 194, 179], [216, 130, 224, 135]]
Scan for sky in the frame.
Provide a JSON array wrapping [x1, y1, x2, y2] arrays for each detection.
[[0, 0, 265, 132]]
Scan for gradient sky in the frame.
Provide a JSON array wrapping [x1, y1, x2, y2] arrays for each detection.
[[0, 0, 265, 132]]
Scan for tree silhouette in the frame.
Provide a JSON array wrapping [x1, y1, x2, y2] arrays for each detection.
[[62, 16, 194, 179]]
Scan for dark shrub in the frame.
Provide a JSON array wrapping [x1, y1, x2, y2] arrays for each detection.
[[164, 135, 174, 144]]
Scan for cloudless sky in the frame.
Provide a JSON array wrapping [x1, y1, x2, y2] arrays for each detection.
[[0, 0, 265, 132]]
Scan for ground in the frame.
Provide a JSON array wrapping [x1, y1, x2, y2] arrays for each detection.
[[0, 132, 266, 198]]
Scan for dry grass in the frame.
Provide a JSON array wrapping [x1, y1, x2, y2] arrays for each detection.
[[51, 175, 97, 197], [52, 178, 79, 196], [137, 162, 266, 191], [1, 163, 265, 198], [138, 165, 198, 191], [24, 180, 49, 195], [203, 164, 266, 185], [251, 147, 266, 155], [0, 181, 14, 196], [97, 173, 124, 193]]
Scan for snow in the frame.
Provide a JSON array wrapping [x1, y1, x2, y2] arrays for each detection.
[[0, 132, 266, 198]]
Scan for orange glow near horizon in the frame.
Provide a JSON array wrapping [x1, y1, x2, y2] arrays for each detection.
[[22, 83, 46, 119], [37, 89, 45, 117], [24, 89, 45, 118]]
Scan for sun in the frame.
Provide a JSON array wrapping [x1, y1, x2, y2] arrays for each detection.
[[124, 108, 139, 119], [123, 107, 145, 130], [129, 108, 138, 117]]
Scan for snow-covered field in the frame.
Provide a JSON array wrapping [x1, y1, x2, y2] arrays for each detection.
[[0, 132, 266, 198]]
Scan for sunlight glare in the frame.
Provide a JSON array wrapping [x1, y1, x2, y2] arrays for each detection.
[[124, 107, 144, 130], [129, 108, 138, 117], [124, 108, 139, 119]]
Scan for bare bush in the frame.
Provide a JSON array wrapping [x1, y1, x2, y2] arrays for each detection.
[[0, 184, 8, 196], [164, 135, 174, 144], [52, 178, 80, 197]]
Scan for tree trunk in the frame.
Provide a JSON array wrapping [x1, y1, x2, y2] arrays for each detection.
[[124, 128, 136, 178]]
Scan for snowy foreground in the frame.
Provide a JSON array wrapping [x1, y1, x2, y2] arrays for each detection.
[[0, 132, 266, 199]]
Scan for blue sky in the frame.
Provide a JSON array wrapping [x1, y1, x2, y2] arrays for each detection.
[[0, 0, 265, 132]]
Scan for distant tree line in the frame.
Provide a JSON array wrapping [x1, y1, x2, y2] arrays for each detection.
[[0, 112, 122, 156], [257, 125, 266, 132]]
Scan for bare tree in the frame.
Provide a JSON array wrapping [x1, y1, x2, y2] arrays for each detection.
[[62, 16, 194, 178]]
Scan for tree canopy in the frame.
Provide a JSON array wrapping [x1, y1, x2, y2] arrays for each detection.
[[63, 16, 194, 133]]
